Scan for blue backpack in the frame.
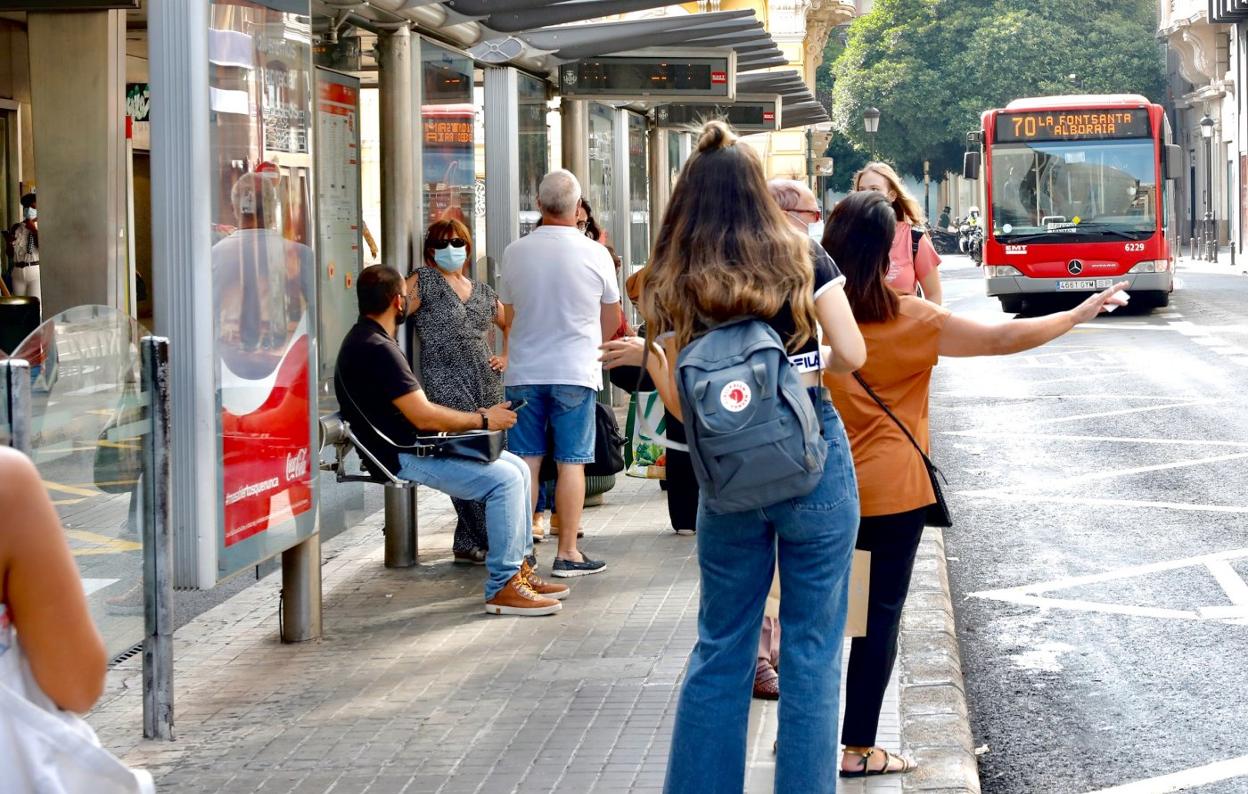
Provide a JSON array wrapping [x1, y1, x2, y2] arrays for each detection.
[[675, 319, 827, 514]]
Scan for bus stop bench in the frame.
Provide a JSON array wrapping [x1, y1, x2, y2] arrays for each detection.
[[319, 411, 419, 568]]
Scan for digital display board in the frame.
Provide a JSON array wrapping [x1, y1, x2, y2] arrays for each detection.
[[559, 52, 735, 101], [654, 96, 780, 132], [996, 109, 1151, 142]]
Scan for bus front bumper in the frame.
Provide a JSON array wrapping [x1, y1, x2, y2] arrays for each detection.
[[985, 272, 1172, 297]]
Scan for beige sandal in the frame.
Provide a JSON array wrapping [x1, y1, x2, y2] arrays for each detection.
[[839, 746, 916, 778]]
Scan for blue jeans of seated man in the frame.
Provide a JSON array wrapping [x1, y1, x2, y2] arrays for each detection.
[[664, 395, 859, 794], [398, 449, 534, 600]]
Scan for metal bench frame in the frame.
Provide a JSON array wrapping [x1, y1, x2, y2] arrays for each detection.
[[319, 412, 419, 567]]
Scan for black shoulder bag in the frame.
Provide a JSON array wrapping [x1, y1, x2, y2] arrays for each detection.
[[852, 372, 952, 528], [338, 377, 504, 465]]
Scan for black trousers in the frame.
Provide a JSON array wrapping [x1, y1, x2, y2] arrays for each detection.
[[663, 413, 699, 532], [841, 507, 927, 747]]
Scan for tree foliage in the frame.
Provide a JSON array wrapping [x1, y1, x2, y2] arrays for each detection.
[[826, 0, 1166, 177]]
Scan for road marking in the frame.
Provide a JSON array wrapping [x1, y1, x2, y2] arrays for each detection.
[[66, 529, 141, 556], [974, 548, 1248, 624], [1019, 400, 1217, 426], [958, 492, 1248, 514], [43, 480, 99, 498], [943, 430, 1248, 447], [935, 393, 1207, 401], [82, 578, 119, 596], [958, 451, 1248, 499], [1085, 752, 1248, 792]]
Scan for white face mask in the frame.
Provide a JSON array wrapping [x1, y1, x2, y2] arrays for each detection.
[[24, 207, 36, 221], [807, 221, 825, 241]]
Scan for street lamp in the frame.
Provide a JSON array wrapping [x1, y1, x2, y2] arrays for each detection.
[[923, 159, 931, 223], [1200, 112, 1216, 261], [863, 107, 880, 159]]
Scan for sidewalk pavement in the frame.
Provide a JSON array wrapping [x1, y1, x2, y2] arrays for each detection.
[[88, 475, 977, 793]]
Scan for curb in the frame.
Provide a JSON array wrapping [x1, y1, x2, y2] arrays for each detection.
[[899, 528, 981, 793]]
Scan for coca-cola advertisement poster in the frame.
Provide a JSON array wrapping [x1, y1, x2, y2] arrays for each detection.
[[209, 0, 317, 569]]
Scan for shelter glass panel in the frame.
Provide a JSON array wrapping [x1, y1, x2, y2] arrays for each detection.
[[587, 102, 615, 247], [518, 72, 548, 238], [628, 112, 649, 272], [421, 44, 476, 269]]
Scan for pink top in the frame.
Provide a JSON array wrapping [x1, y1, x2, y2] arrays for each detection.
[[885, 221, 941, 295]]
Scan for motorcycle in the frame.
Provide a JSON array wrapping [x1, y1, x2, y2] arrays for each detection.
[[957, 209, 984, 265]]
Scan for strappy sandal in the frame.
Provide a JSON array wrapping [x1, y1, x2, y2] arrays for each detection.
[[839, 746, 917, 778]]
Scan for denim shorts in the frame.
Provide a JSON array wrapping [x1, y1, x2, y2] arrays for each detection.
[[505, 384, 597, 464]]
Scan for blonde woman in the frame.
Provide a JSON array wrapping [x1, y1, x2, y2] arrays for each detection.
[[854, 162, 943, 304], [601, 121, 865, 794]]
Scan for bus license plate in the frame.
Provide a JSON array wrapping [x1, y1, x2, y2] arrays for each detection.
[[1056, 279, 1112, 291]]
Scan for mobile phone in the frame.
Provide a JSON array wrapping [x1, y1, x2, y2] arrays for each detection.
[[509, 398, 528, 412]]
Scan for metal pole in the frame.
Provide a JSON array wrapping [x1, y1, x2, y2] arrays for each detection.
[[1207, 135, 1216, 262], [648, 124, 670, 251], [3, 359, 31, 455], [378, 25, 414, 275], [561, 98, 589, 187], [140, 336, 174, 740], [805, 127, 815, 192], [483, 66, 520, 290], [383, 484, 417, 567], [281, 532, 322, 643]]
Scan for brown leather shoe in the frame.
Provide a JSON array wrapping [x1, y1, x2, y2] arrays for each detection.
[[753, 665, 779, 700], [531, 512, 546, 544], [485, 572, 562, 616], [521, 559, 569, 601]]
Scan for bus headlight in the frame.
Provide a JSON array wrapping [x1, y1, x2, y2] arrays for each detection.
[[1128, 261, 1170, 274], [986, 265, 1023, 278]]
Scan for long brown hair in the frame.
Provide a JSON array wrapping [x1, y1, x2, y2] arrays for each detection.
[[853, 161, 925, 225], [639, 121, 815, 351], [821, 191, 900, 324]]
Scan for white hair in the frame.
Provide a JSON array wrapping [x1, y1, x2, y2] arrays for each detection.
[[766, 178, 813, 212], [537, 169, 582, 217]]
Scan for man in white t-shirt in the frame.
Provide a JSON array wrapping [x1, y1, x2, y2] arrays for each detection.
[[499, 169, 621, 578]]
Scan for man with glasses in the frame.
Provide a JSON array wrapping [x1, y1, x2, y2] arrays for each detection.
[[499, 170, 620, 578]]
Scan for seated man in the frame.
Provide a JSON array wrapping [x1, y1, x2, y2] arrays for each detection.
[[335, 265, 567, 616]]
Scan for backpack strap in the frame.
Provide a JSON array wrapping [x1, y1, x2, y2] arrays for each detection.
[[910, 227, 924, 262]]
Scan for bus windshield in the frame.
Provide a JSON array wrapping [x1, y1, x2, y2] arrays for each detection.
[[990, 138, 1157, 243]]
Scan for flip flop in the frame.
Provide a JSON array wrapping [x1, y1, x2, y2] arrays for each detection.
[[839, 747, 917, 778]]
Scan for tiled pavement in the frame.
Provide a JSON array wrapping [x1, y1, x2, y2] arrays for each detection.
[[89, 475, 901, 793]]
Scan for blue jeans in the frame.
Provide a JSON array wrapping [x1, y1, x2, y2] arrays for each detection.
[[664, 396, 860, 794], [398, 449, 534, 600], [505, 384, 597, 464]]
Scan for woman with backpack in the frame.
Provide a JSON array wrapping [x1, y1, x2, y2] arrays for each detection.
[[854, 163, 943, 304], [820, 191, 1126, 778], [602, 120, 866, 793]]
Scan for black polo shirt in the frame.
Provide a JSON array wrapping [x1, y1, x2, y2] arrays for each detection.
[[334, 318, 422, 476]]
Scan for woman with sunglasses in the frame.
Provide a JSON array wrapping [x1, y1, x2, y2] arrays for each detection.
[[854, 162, 943, 305], [405, 219, 510, 564]]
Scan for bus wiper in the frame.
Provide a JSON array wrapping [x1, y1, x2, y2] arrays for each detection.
[[1068, 223, 1149, 240], [995, 232, 1055, 243], [996, 225, 1148, 244]]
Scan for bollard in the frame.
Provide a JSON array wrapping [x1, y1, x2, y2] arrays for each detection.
[[281, 533, 322, 643], [140, 337, 175, 740], [383, 483, 418, 568]]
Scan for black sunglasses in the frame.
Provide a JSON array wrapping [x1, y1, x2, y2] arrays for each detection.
[[429, 238, 467, 250]]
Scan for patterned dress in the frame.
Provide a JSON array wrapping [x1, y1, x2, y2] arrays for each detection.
[[412, 266, 504, 553]]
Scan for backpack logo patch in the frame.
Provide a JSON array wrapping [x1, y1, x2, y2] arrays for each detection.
[[720, 381, 752, 413]]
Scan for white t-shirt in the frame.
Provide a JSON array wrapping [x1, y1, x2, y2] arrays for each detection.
[[499, 225, 621, 390]]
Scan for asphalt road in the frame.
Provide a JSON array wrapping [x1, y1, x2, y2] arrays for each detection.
[[936, 254, 1248, 793]]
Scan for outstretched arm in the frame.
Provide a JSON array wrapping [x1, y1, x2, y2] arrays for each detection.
[[939, 282, 1128, 357]]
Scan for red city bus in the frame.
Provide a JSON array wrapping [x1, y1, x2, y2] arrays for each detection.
[[964, 95, 1183, 313]]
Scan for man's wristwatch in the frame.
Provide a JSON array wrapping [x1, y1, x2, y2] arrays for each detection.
[[477, 408, 489, 430]]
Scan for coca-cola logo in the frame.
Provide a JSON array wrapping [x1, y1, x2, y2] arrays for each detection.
[[286, 448, 309, 481]]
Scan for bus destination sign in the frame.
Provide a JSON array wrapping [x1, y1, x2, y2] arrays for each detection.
[[996, 110, 1151, 142]]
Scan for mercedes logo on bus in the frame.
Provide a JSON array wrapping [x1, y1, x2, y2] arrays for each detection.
[[1067, 260, 1085, 275]]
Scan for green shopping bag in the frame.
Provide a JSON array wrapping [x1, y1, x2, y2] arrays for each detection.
[[625, 391, 668, 479]]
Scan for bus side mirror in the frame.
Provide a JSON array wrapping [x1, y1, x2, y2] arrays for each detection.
[[1164, 144, 1183, 181], [963, 151, 982, 181]]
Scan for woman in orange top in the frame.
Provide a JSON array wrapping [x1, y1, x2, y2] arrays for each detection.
[[821, 191, 1127, 779], [854, 162, 943, 304]]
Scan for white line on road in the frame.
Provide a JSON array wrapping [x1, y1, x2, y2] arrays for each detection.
[[1020, 400, 1218, 426], [1085, 753, 1248, 793], [943, 430, 1248, 447], [934, 393, 1207, 401], [957, 492, 1248, 514], [957, 451, 1248, 497], [82, 578, 119, 596]]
